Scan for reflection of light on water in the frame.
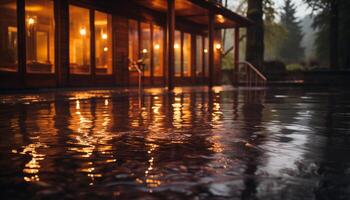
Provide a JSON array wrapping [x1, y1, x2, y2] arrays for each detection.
[[172, 97, 183, 128], [19, 142, 48, 182], [144, 143, 161, 190], [212, 102, 222, 125], [69, 99, 115, 185], [263, 103, 314, 176]]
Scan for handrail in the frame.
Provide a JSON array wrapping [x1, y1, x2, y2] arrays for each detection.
[[236, 61, 267, 87], [128, 59, 144, 94]]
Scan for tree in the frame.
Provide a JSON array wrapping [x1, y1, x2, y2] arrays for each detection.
[[304, 0, 339, 69], [246, 0, 264, 70], [278, 0, 305, 64]]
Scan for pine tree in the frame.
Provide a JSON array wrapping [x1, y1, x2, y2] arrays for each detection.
[[278, 0, 305, 63]]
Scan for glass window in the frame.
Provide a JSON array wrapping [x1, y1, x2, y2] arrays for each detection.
[[128, 20, 139, 64], [0, 0, 18, 72], [196, 35, 203, 77], [174, 30, 181, 77], [204, 37, 209, 77], [69, 6, 90, 74], [183, 32, 191, 77], [153, 25, 163, 77], [25, 0, 55, 73], [95, 11, 112, 75], [140, 23, 151, 77]]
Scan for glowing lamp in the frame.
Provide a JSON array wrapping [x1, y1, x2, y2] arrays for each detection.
[[216, 14, 225, 23], [80, 28, 87, 36], [28, 17, 35, 25], [102, 33, 108, 40], [154, 44, 160, 50], [142, 48, 148, 54], [215, 43, 222, 50], [103, 47, 108, 52], [204, 48, 208, 53], [174, 43, 179, 49]]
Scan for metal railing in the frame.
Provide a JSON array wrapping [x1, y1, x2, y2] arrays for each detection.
[[236, 61, 267, 87], [129, 59, 144, 94]]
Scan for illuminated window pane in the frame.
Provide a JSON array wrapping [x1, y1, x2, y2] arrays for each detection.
[[140, 23, 151, 77], [128, 20, 139, 64], [95, 11, 112, 75], [183, 32, 191, 77], [196, 35, 203, 76], [153, 25, 163, 77], [69, 6, 90, 74], [0, 0, 18, 72], [174, 30, 181, 77], [204, 37, 209, 77], [25, 0, 55, 73]]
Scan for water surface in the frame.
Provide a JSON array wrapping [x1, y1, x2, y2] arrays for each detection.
[[0, 86, 350, 199]]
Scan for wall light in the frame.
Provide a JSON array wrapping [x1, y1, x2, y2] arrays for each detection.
[[154, 44, 160, 50], [216, 14, 225, 23], [103, 47, 108, 52], [204, 48, 208, 53], [28, 17, 35, 25], [215, 43, 222, 50], [142, 48, 148, 54], [174, 43, 180, 49], [102, 33, 108, 40], [80, 28, 87, 36]]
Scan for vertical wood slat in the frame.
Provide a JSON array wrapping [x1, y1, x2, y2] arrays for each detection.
[[202, 35, 205, 82], [90, 9, 96, 84], [55, 0, 69, 87], [180, 32, 184, 78], [208, 12, 215, 88], [191, 34, 196, 83], [17, 0, 26, 86], [166, 0, 175, 90], [150, 22, 154, 84], [234, 27, 240, 87], [113, 16, 129, 86]]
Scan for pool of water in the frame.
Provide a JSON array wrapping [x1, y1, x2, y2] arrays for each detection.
[[0, 86, 350, 199]]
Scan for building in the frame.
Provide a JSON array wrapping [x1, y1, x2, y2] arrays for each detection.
[[0, 0, 251, 89]]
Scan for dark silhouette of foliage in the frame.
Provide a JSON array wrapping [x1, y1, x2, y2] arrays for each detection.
[[278, 0, 305, 63]]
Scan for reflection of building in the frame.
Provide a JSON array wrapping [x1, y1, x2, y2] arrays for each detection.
[[0, 0, 251, 89]]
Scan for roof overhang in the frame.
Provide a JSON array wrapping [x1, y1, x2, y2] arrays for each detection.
[[133, 0, 253, 29]]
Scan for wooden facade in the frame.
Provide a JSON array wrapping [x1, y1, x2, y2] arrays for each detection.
[[0, 0, 251, 89]]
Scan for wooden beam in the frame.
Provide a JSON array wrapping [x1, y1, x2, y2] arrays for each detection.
[[166, 0, 175, 90], [234, 27, 239, 87], [208, 12, 215, 88]]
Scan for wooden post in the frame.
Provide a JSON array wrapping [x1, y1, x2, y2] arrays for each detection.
[[208, 12, 215, 88], [150, 22, 154, 85], [90, 9, 96, 85], [55, 0, 69, 87], [17, 0, 26, 87], [166, 0, 175, 90], [234, 27, 240, 87]]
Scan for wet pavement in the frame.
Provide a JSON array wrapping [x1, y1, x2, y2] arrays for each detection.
[[0, 86, 350, 200]]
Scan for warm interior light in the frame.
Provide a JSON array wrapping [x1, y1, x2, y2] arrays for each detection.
[[142, 48, 148, 54], [102, 33, 108, 40], [103, 47, 108, 52], [215, 43, 222, 50], [204, 48, 208, 53], [154, 44, 160, 50], [216, 14, 225, 23], [174, 43, 179, 49], [80, 28, 87, 36], [28, 17, 35, 25]]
